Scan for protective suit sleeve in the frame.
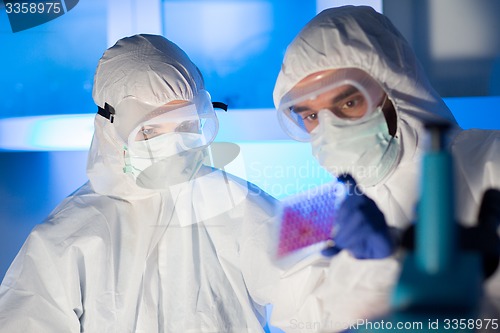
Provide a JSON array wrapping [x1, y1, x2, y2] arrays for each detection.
[[0, 227, 82, 332], [238, 214, 332, 333], [315, 252, 401, 332]]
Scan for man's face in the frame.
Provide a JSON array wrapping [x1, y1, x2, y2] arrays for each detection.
[[287, 69, 385, 133]]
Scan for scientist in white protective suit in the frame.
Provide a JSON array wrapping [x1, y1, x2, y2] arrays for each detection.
[[271, 5, 500, 332], [0, 34, 325, 333]]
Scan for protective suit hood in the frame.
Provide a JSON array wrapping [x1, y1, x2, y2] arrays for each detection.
[[88, 34, 206, 199], [273, 6, 457, 129], [93, 34, 204, 109]]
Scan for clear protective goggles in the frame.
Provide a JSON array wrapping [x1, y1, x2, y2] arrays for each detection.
[[277, 68, 386, 142], [113, 90, 218, 159]]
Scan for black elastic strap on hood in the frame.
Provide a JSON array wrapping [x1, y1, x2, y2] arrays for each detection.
[[212, 102, 228, 111], [97, 103, 116, 123]]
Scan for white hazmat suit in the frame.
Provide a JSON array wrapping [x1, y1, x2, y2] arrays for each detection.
[[0, 34, 310, 333], [272, 6, 500, 332]]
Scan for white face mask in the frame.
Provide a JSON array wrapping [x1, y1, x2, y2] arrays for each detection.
[[310, 107, 400, 187], [124, 132, 206, 189]]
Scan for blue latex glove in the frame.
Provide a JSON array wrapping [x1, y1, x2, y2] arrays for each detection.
[[322, 174, 395, 259]]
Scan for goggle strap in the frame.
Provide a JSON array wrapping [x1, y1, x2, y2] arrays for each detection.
[[212, 101, 228, 112], [98, 100, 223, 124], [97, 103, 116, 123]]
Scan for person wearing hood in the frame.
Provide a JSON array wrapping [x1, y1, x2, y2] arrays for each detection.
[[272, 5, 500, 332], [0, 34, 307, 333]]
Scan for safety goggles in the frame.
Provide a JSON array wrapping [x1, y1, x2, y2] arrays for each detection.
[[277, 68, 385, 142], [110, 90, 218, 153]]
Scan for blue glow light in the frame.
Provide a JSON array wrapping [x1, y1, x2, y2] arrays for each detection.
[[223, 140, 334, 198], [443, 96, 500, 130], [0, 114, 94, 151]]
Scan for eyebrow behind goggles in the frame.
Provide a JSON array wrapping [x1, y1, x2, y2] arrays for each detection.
[[290, 85, 363, 114], [136, 119, 201, 141]]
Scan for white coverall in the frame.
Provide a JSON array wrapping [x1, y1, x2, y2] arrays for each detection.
[[0, 35, 332, 333], [272, 6, 500, 332]]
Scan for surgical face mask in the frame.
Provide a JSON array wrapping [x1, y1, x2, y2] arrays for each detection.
[[125, 132, 202, 173], [124, 132, 206, 189], [310, 107, 400, 187], [135, 148, 207, 190]]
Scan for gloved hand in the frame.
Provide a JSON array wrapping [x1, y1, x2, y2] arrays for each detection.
[[322, 174, 395, 259]]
